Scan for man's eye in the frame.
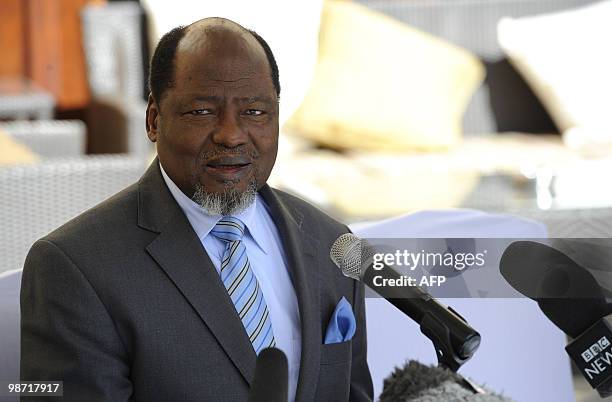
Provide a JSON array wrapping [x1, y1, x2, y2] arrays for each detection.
[[188, 109, 212, 115], [244, 109, 265, 116]]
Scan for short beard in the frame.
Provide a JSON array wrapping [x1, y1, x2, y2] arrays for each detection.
[[191, 178, 257, 216]]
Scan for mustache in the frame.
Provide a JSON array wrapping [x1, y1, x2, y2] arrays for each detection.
[[199, 145, 259, 162]]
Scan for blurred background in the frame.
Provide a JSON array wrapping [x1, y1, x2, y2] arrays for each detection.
[[1, 0, 611, 400]]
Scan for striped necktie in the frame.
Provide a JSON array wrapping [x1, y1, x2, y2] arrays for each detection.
[[210, 216, 276, 354]]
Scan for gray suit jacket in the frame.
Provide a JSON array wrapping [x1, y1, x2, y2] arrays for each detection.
[[20, 161, 373, 401]]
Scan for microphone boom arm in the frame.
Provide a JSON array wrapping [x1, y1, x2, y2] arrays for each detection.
[[363, 268, 480, 372]]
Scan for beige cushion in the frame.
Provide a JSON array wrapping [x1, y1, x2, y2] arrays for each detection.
[[498, 1, 612, 137], [284, 0, 484, 152], [0, 130, 39, 166]]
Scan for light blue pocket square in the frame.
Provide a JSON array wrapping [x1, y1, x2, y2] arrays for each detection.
[[324, 297, 356, 344]]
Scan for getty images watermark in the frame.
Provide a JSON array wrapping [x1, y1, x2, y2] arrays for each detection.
[[359, 238, 612, 298], [371, 247, 488, 288]]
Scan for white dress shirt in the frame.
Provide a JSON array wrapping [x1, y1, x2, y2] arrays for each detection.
[[159, 163, 301, 400]]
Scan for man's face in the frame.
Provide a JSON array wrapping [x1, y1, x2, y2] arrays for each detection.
[[147, 26, 279, 211]]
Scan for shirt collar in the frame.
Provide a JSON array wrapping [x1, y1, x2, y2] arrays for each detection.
[[159, 162, 268, 254]]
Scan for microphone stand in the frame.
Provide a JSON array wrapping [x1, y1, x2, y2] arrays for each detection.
[[419, 307, 486, 394]]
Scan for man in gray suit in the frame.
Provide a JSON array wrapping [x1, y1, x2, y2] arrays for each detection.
[[20, 17, 373, 402]]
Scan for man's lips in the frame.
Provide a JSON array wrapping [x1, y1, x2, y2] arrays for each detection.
[[206, 155, 251, 167], [204, 156, 252, 180]]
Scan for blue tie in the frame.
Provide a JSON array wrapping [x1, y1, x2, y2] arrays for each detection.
[[210, 216, 276, 354]]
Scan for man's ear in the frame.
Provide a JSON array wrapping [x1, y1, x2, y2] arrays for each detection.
[[146, 94, 160, 143]]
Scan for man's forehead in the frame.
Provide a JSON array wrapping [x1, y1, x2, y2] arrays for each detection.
[[169, 76, 275, 113], [177, 91, 278, 106], [173, 53, 271, 91]]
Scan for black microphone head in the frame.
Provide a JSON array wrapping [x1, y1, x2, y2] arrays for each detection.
[[537, 297, 611, 338], [500, 240, 603, 299], [500, 240, 611, 338], [248, 347, 288, 402]]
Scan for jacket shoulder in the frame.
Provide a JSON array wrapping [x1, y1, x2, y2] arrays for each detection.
[[43, 182, 139, 246]]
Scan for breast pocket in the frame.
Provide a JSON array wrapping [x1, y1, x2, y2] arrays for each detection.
[[315, 340, 352, 401], [320, 339, 352, 365]]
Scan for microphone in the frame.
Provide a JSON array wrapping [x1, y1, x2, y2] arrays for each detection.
[[380, 360, 514, 402], [330, 233, 481, 372], [500, 240, 612, 398], [247, 348, 288, 402]]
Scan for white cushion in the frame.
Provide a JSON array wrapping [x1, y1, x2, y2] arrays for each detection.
[[498, 1, 612, 139]]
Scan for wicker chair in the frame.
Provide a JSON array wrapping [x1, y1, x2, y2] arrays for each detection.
[[0, 78, 55, 121], [0, 155, 149, 274], [0, 120, 86, 158], [81, 2, 151, 156]]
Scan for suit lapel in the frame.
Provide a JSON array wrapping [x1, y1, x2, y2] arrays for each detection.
[[259, 185, 322, 402], [138, 161, 257, 385]]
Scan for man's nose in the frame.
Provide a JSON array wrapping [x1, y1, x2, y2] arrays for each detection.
[[212, 110, 248, 147]]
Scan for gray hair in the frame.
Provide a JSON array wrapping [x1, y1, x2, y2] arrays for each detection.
[[191, 179, 257, 216]]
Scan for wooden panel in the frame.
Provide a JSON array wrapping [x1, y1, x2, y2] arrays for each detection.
[[26, 0, 91, 110], [0, 0, 26, 76]]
